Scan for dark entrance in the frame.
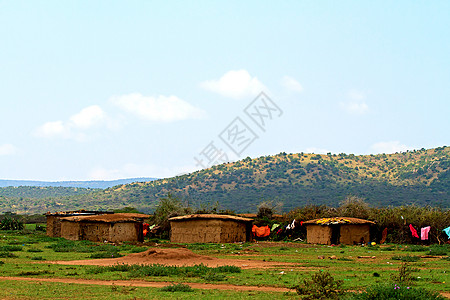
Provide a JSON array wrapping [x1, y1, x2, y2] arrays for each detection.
[[330, 225, 340, 245]]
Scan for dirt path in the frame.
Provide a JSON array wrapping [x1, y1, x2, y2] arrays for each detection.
[[0, 276, 293, 293]]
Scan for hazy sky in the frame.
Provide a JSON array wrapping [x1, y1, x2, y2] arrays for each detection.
[[1, 1, 449, 181]]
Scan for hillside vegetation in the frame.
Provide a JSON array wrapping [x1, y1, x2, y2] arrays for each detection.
[[1, 146, 448, 214]]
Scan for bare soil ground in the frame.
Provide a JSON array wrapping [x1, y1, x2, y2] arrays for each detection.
[[46, 247, 297, 269]]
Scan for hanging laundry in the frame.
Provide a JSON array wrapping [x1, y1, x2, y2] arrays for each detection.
[[252, 225, 270, 237], [443, 226, 450, 239], [409, 224, 419, 238], [421, 226, 431, 240], [271, 224, 280, 231]]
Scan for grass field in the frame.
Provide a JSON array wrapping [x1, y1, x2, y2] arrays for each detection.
[[0, 229, 448, 299]]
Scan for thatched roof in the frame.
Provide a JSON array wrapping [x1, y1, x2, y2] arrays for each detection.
[[169, 214, 253, 222], [60, 213, 150, 223], [303, 217, 375, 225], [45, 210, 113, 216]]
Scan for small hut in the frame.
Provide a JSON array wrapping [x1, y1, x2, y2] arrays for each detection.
[[169, 214, 253, 243], [304, 217, 375, 245], [46, 210, 112, 238], [59, 213, 149, 243]]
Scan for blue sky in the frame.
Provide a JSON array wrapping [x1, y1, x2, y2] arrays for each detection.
[[0, 1, 449, 181]]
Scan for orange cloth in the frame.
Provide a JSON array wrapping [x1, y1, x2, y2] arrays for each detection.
[[143, 223, 150, 236], [252, 225, 270, 237]]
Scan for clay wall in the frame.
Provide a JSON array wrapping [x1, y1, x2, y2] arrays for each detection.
[[60, 221, 81, 240], [170, 219, 250, 243], [340, 224, 371, 245], [306, 225, 332, 245]]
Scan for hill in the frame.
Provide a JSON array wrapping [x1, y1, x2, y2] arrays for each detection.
[[0, 147, 448, 214]]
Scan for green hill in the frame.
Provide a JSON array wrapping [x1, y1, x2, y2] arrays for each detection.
[[1, 146, 449, 214]]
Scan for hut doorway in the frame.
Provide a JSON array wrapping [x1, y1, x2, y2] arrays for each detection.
[[330, 225, 340, 245]]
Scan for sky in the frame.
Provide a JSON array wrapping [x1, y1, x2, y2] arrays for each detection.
[[0, 1, 449, 181]]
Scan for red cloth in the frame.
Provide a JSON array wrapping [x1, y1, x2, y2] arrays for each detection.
[[409, 224, 419, 238], [252, 225, 270, 237]]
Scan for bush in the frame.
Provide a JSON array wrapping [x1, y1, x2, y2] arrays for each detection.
[[391, 263, 415, 285], [159, 283, 193, 292], [0, 251, 17, 258], [0, 245, 22, 252], [348, 284, 445, 299], [151, 194, 192, 236], [391, 255, 421, 262], [427, 245, 448, 256], [89, 252, 123, 259], [0, 217, 24, 230], [295, 270, 344, 299], [30, 256, 46, 261]]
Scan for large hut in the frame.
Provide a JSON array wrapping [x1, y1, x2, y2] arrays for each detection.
[[57, 213, 149, 243], [169, 214, 253, 243], [46, 210, 112, 238], [303, 217, 375, 245]]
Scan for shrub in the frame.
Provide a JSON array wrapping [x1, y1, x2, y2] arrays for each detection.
[[0, 245, 22, 252], [89, 252, 123, 259], [348, 284, 445, 299], [151, 194, 192, 236], [406, 245, 428, 252], [391, 262, 415, 285], [427, 245, 448, 256], [159, 283, 193, 292], [391, 255, 421, 262], [295, 270, 344, 299], [27, 248, 43, 253], [338, 196, 370, 219], [0, 251, 17, 258], [0, 217, 24, 230], [30, 256, 46, 261]]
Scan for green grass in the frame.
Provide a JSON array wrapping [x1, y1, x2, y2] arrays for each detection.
[[0, 279, 286, 299], [0, 230, 448, 299]]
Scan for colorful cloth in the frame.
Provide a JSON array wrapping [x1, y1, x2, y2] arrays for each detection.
[[286, 219, 296, 230], [252, 225, 270, 237], [421, 226, 431, 240], [409, 224, 419, 238], [443, 226, 450, 239]]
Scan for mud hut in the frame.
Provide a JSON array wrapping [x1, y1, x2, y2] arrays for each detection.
[[169, 214, 253, 243], [304, 217, 375, 245], [59, 213, 150, 243], [46, 210, 112, 237]]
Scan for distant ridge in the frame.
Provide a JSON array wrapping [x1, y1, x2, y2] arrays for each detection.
[[0, 178, 157, 189]]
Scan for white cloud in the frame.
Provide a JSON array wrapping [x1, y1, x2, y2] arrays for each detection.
[[69, 105, 106, 129], [200, 70, 266, 99], [34, 105, 109, 140], [111, 93, 206, 122], [339, 89, 369, 115], [281, 76, 303, 93], [34, 121, 70, 139], [339, 100, 369, 115], [306, 147, 330, 154], [0, 144, 17, 156], [370, 141, 410, 154]]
